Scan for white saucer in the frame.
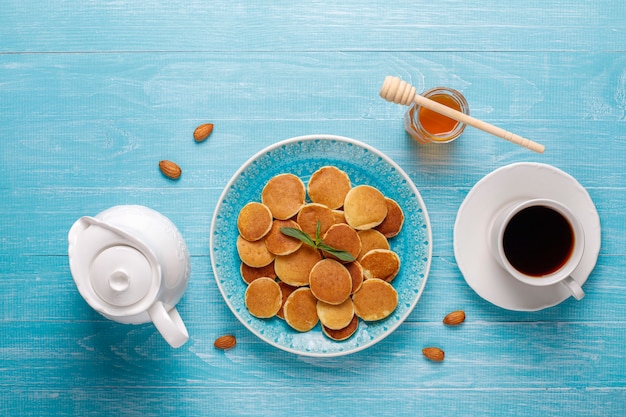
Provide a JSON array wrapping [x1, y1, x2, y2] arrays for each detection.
[[453, 162, 601, 311]]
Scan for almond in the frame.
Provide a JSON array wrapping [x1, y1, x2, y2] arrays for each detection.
[[213, 334, 237, 350], [193, 123, 214, 142], [443, 310, 466, 326], [422, 347, 444, 362], [159, 160, 182, 180]]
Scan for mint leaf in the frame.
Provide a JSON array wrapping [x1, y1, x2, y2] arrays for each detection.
[[280, 227, 316, 247], [280, 222, 355, 263], [317, 243, 356, 262], [315, 221, 322, 245]]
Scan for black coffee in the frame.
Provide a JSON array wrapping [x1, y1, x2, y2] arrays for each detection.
[[502, 205, 574, 277]]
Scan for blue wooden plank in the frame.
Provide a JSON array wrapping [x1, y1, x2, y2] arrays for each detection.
[[2, 52, 626, 122], [2, 118, 624, 189], [3, 386, 625, 417], [1, 1, 624, 53], [2, 318, 626, 392]]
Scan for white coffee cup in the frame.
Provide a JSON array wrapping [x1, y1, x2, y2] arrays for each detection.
[[488, 198, 585, 300], [68, 205, 191, 348]]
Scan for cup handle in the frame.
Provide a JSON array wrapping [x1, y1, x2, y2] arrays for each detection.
[[561, 276, 585, 301], [148, 301, 189, 348]]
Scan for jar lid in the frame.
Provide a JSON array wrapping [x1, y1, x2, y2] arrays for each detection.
[[68, 216, 161, 316]]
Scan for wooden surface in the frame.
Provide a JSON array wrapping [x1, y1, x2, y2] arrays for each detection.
[[2, 1, 625, 416]]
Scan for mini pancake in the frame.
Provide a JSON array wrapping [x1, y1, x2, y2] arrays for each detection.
[[360, 249, 401, 282], [321, 223, 361, 263], [283, 287, 319, 332], [375, 197, 405, 238], [356, 229, 390, 262], [276, 281, 297, 320], [296, 203, 336, 238], [316, 298, 354, 330], [265, 219, 303, 256], [332, 209, 346, 224], [352, 279, 398, 321], [261, 173, 306, 220], [274, 244, 322, 287], [343, 185, 388, 230], [236, 235, 275, 268], [244, 277, 282, 318], [309, 259, 352, 305], [344, 261, 364, 294], [237, 202, 273, 241], [322, 314, 359, 341], [308, 166, 352, 210], [240, 261, 277, 284]]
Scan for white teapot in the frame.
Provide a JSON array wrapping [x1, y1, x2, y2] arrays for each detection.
[[68, 205, 190, 348]]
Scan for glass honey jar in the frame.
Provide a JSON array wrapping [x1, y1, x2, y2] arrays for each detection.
[[404, 87, 469, 144]]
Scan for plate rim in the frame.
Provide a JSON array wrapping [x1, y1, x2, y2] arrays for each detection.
[[209, 134, 433, 356]]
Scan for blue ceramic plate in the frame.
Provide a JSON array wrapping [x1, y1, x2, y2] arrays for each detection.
[[210, 135, 432, 357]]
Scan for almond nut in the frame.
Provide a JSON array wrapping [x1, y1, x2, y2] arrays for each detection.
[[159, 160, 182, 180], [193, 123, 214, 142], [443, 310, 466, 326], [214, 334, 237, 350], [422, 347, 444, 362]]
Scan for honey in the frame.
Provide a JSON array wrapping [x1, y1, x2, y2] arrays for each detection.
[[404, 87, 469, 144]]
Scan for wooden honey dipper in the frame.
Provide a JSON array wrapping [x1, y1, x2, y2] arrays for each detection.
[[379, 76, 545, 153]]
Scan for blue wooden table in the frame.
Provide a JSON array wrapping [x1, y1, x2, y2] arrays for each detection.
[[2, 1, 625, 416]]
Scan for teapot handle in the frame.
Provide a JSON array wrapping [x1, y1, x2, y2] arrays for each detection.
[[149, 301, 189, 348]]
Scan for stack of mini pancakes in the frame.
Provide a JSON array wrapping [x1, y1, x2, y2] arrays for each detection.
[[236, 166, 404, 341]]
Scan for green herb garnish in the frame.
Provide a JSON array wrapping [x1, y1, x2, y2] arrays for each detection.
[[280, 221, 355, 262]]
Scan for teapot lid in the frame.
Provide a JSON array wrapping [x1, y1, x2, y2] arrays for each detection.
[[68, 216, 161, 316]]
